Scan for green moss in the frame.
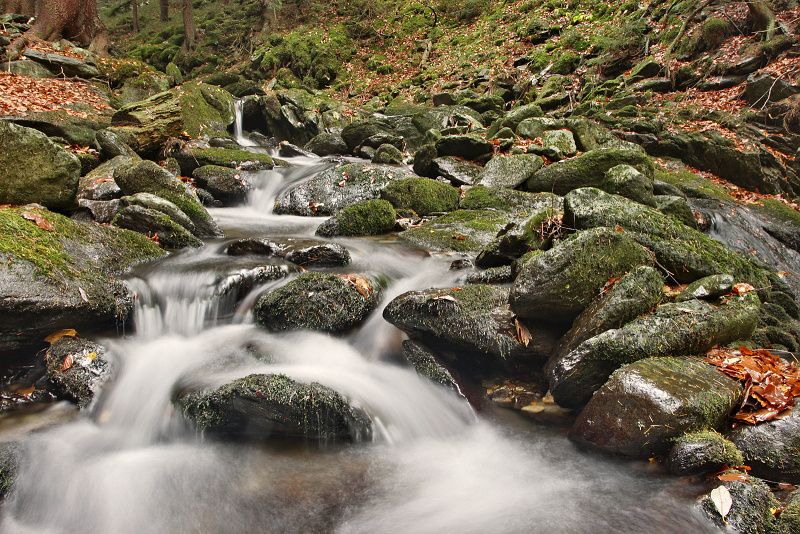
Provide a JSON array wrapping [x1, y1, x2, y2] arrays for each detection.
[[189, 147, 274, 169], [673, 429, 744, 465], [380, 177, 460, 216], [402, 209, 509, 252], [654, 168, 733, 201], [177, 83, 234, 139], [316, 199, 396, 237], [751, 199, 800, 230]]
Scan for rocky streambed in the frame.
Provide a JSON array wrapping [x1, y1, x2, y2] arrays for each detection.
[[1, 70, 800, 531]]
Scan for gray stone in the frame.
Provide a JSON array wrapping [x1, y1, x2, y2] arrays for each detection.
[[600, 164, 655, 206], [435, 134, 493, 162], [119, 192, 196, 234], [112, 205, 203, 249], [305, 132, 349, 156], [77, 155, 132, 201], [654, 194, 697, 228], [192, 165, 252, 206], [477, 154, 544, 189], [22, 49, 100, 78], [728, 403, 800, 484], [676, 274, 735, 302], [542, 129, 577, 157], [433, 156, 484, 185], [3, 60, 56, 78]]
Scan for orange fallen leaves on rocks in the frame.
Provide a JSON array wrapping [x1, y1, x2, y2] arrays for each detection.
[[19, 210, 53, 231]]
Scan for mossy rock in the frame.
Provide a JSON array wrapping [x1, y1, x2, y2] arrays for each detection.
[[0, 207, 165, 357], [668, 429, 744, 477], [477, 154, 544, 189], [380, 177, 459, 216], [372, 143, 404, 164], [510, 227, 654, 324], [45, 338, 113, 408], [315, 199, 396, 237], [700, 477, 780, 534], [654, 194, 697, 228], [254, 272, 381, 334], [174, 147, 273, 176], [175, 373, 372, 442], [400, 209, 510, 253], [112, 205, 203, 249], [570, 357, 745, 458], [654, 167, 734, 201], [460, 186, 563, 216], [599, 163, 655, 207], [401, 339, 460, 392], [192, 165, 252, 206], [676, 274, 735, 302], [435, 134, 493, 162], [546, 293, 759, 409], [565, 187, 771, 285]]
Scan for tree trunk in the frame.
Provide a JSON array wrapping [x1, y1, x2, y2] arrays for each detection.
[[160, 0, 168, 21], [0, 0, 36, 15], [181, 0, 195, 52], [132, 0, 139, 32], [746, 0, 778, 41], [1, 0, 109, 60]]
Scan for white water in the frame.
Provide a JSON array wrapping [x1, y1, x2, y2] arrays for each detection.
[[0, 154, 722, 533]]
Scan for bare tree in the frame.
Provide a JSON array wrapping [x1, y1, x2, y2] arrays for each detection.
[[160, 0, 168, 22], [181, 0, 195, 52]]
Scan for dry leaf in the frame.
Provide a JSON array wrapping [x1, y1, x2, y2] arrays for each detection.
[[44, 329, 77, 344], [515, 318, 532, 347], [61, 354, 74, 372], [710, 486, 733, 520], [337, 274, 372, 299], [86, 352, 97, 361], [733, 283, 756, 294], [717, 473, 749, 482], [432, 294, 458, 302], [17, 384, 35, 398], [20, 211, 54, 231]]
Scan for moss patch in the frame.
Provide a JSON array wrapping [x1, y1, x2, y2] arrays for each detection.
[[380, 177, 460, 215]]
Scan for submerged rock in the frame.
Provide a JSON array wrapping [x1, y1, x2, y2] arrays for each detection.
[[546, 294, 759, 408], [176, 373, 372, 442], [254, 272, 381, 333], [569, 357, 744, 458], [45, 338, 113, 409]]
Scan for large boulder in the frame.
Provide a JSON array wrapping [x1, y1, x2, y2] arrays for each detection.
[[107, 83, 235, 158], [172, 147, 274, 176], [22, 49, 100, 78], [254, 272, 381, 333], [113, 159, 223, 237], [380, 177, 460, 216], [273, 163, 409, 216], [435, 134, 493, 162], [728, 403, 800, 484], [45, 338, 113, 409], [476, 154, 544, 189], [315, 199, 396, 237], [305, 132, 349, 156], [432, 156, 484, 185], [77, 156, 133, 201], [0, 121, 80, 211], [569, 357, 744, 458], [0, 207, 165, 358], [522, 147, 654, 196], [192, 165, 252, 206], [509, 227, 653, 324], [546, 293, 760, 408], [384, 285, 560, 370], [399, 209, 510, 253], [112, 205, 203, 249], [565, 187, 771, 285], [175, 373, 372, 442]]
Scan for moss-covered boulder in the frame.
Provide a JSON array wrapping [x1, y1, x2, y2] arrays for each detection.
[[112, 205, 203, 249], [372, 143, 404, 164], [460, 186, 563, 214], [315, 199, 396, 237], [119, 192, 196, 233], [599, 164, 655, 207], [0, 121, 80, 211], [175, 373, 372, 442], [565, 187, 771, 285], [700, 477, 781, 534], [113, 159, 223, 237], [477, 154, 544, 189], [254, 272, 381, 333], [509, 227, 653, 324], [728, 403, 800, 485], [107, 83, 235, 158], [542, 129, 577, 158], [380, 177, 459, 216], [45, 338, 113, 409], [399, 209, 509, 253], [274, 163, 409, 216], [569, 357, 744, 458], [488, 103, 544, 136], [668, 430, 744, 477], [555, 265, 664, 357], [115, 72, 171, 106], [284, 242, 351, 267], [175, 147, 274, 176], [474, 207, 562, 268], [435, 134, 493, 162], [676, 274, 735, 302], [77, 155, 133, 201], [192, 165, 251, 206], [95, 130, 139, 160], [546, 294, 760, 409], [654, 195, 697, 229], [522, 147, 654, 196], [0, 207, 165, 357], [0, 442, 21, 498], [402, 339, 460, 392], [384, 285, 560, 370], [305, 132, 348, 156], [432, 156, 484, 185]]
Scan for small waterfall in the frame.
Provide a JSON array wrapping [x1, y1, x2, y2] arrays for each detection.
[[232, 99, 252, 147]]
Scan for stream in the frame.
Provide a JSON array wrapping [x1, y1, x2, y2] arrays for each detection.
[[0, 154, 725, 533]]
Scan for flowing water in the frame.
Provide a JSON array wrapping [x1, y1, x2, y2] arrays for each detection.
[[0, 156, 725, 533]]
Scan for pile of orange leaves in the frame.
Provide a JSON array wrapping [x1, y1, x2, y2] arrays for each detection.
[[705, 346, 800, 425]]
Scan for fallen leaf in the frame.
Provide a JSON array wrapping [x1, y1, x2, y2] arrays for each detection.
[[78, 287, 89, 302], [17, 384, 35, 397], [733, 283, 756, 294], [337, 274, 372, 298], [44, 329, 77, 343], [61, 354, 74, 372], [20, 211, 54, 231], [86, 352, 97, 361], [710, 486, 733, 520], [432, 294, 458, 302], [717, 473, 749, 482], [515, 318, 532, 347]]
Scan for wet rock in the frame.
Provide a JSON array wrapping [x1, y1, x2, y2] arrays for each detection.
[[728, 403, 800, 485], [192, 165, 251, 206], [380, 177, 459, 216], [119, 192, 196, 234], [225, 238, 284, 256], [22, 49, 100, 78], [547, 294, 759, 409], [780, 490, 800, 533], [212, 265, 291, 302], [600, 164, 655, 207], [0, 442, 21, 498], [555, 265, 664, 357], [475, 208, 560, 267], [173, 147, 274, 176], [112, 205, 203, 249], [274, 162, 408, 216], [668, 430, 744, 477], [399, 209, 509, 253], [108, 82, 235, 159], [315, 199, 396, 237], [700, 477, 780, 534], [384, 285, 560, 370], [0, 121, 80, 211], [565, 188, 771, 285], [435, 134, 493, 162], [176, 373, 372, 442], [77, 155, 133, 201], [254, 272, 381, 333], [305, 132, 348, 156], [402, 339, 460, 392], [570, 357, 744, 458], [95, 130, 139, 160], [284, 243, 351, 267], [372, 143, 404, 164], [114, 159, 223, 237], [432, 156, 484, 185], [464, 265, 514, 285], [77, 199, 121, 223], [522, 147, 654, 196], [654, 195, 697, 229], [278, 141, 315, 158], [0, 207, 165, 357], [45, 338, 113, 408], [476, 154, 544, 189], [676, 274, 734, 302], [509, 227, 653, 324]]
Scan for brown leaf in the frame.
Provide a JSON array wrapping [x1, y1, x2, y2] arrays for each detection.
[[44, 329, 77, 344], [20, 211, 53, 231], [717, 472, 749, 482], [515, 318, 532, 347], [17, 384, 35, 398], [337, 274, 372, 299], [61, 354, 74, 372], [733, 283, 756, 294]]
